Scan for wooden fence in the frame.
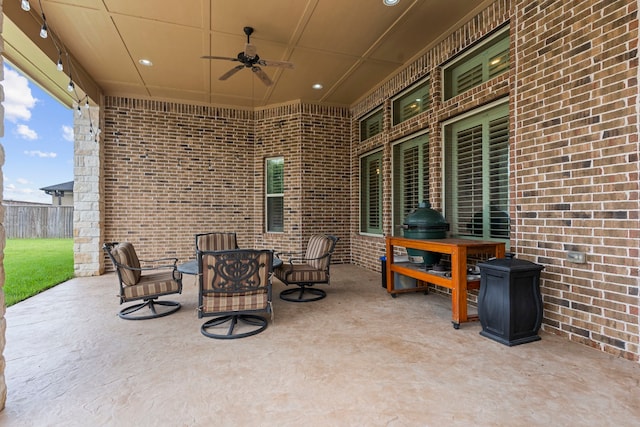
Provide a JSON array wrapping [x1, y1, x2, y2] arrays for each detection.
[[4, 205, 73, 238]]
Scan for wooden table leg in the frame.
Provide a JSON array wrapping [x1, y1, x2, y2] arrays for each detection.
[[451, 246, 469, 329]]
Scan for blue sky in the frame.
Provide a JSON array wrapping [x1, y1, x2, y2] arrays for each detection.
[[2, 62, 74, 203]]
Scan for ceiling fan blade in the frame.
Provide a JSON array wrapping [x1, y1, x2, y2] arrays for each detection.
[[244, 43, 257, 58], [257, 59, 295, 69], [201, 55, 239, 62], [252, 66, 273, 86], [219, 65, 245, 81]]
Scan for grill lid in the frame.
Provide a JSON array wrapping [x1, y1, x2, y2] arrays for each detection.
[[403, 201, 449, 231]]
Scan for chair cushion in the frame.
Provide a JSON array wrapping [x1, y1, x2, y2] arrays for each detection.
[[305, 234, 332, 270], [122, 270, 180, 300], [275, 263, 328, 284], [197, 233, 238, 251], [201, 290, 268, 314], [111, 242, 141, 286]]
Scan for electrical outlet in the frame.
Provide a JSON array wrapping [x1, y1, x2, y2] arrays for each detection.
[[567, 251, 586, 263]]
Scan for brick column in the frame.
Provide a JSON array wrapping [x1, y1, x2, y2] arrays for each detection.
[[0, 0, 8, 411], [73, 103, 104, 276]]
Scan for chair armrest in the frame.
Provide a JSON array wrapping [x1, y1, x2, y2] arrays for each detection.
[[120, 257, 178, 271], [275, 250, 304, 262], [139, 256, 179, 265], [285, 252, 330, 265]]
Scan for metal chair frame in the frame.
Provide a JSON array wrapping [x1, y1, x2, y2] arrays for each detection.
[[104, 242, 183, 320]]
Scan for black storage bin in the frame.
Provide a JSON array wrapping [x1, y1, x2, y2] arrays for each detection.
[[477, 256, 544, 346]]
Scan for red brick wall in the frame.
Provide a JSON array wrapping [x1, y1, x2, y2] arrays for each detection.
[[350, 0, 639, 361], [103, 98, 350, 267], [514, 0, 639, 360], [253, 103, 351, 262]]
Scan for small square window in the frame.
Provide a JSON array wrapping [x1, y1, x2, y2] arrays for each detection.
[[359, 108, 384, 142], [392, 78, 430, 126], [443, 25, 510, 100]]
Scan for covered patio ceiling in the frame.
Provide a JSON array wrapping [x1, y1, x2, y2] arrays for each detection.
[[3, 0, 491, 109]]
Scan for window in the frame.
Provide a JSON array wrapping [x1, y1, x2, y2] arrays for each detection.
[[443, 25, 510, 99], [444, 101, 510, 241], [360, 150, 383, 234], [359, 107, 384, 141], [392, 132, 429, 236], [392, 78, 430, 125], [266, 157, 284, 232]]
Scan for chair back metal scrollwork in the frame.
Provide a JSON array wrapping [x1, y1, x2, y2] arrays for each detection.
[[274, 234, 339, 302], [103, 242, 183, 320], [197, 249, 274, 339]]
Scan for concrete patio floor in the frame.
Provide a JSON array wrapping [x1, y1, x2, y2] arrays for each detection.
[[1, 264, 639, 426]]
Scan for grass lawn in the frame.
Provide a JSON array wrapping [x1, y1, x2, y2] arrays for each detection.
[[4, 238, 74, 307]]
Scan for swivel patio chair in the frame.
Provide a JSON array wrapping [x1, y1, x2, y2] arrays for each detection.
[[104, 242, 183, 320], [195, 232, 239, 252], [274, 234, 339, 302], [197, 249, 274, 339]]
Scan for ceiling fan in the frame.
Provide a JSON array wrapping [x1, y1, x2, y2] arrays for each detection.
[[201, 26, 294, 86]]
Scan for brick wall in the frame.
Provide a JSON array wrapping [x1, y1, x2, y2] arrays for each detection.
[[103, 98, 351, 267], [514, 0, 639, 360], [350, 0, 639, 361]]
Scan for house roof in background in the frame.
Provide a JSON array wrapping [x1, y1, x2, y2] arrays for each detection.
[[40, 181, 73, 192]]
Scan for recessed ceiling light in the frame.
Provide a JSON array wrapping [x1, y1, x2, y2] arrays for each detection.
[[139, 59, 153, 66], [383, 0, 400, 5], [312, 83, 323, 90]]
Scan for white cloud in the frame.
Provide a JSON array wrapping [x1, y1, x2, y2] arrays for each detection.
[[3, 184, 50, 203], [16, 178, 29, 185], [3, 66, 38, 123], [16, 124, 38, 140], [24, 150, 57, 158], [62, 125, 74, 142]]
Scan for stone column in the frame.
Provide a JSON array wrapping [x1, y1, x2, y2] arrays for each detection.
[[73, 103, 104, 276], [0, 0, 8, 411]]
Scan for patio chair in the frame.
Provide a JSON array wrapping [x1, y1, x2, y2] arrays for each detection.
[[197, 249, 274, 339], [195, 232, 239, 252], [274, 234, 339, 302], [103, 242, 183, 320]]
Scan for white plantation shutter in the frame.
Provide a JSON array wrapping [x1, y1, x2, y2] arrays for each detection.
[[392, 79, 430, 125], [359, 108, 383, 141], [360, 151, 383, 234], [266, 157, 284, 232], [392, 133, 429, 236], [445, 102, 509, 241], [444, 26, 510, 99]]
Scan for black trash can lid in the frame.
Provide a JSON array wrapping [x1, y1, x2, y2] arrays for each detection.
[[478, 256, 544, 272]]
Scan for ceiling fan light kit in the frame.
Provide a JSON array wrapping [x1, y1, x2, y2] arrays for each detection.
[[202, 26, 295, 86]]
